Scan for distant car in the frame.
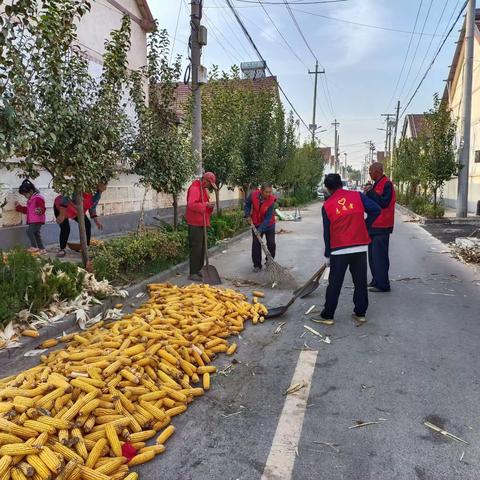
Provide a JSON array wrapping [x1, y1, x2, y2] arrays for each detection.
[[317, 188, 325, 200]]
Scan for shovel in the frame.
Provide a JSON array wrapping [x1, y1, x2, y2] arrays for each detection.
[[265, 263, 327, 319], [200, 193, 221, 285]]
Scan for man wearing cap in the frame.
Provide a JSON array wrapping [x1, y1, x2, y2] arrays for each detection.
[[185, 172, 217, 281], [244, 182, 277, 272]]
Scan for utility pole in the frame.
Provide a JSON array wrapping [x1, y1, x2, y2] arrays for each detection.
[[381, 114, 393, 155], [309, 61, 325, 144], [391, 100, 400, 180], [457, 0, 476, 218], [332, 119, 340, 173], [343, 152, 348, 179], [191, 0, 205, 177]]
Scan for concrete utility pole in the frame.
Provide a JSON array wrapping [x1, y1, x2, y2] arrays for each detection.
[[391, 100, 400, 180], [191, 0, 204, 177], [381, 114, 393, 154], [457, 0, 476, 218], [309, 61, 325, 144], [332, 119, 340, 173]]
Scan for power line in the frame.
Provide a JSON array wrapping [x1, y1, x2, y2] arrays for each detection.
[[169, 1, 183, 64], [400, 0, 468, 117], [283, 0, 318, 61], [203, 12, 244, 63], [386, 0, 425, 111], [397, 0, 435, 102], [236, 0, 349, 4], [257, 1, 309, 69], [225, 0, 311, 131], [402, 0, 452, 103], [290, 7, 445, 36]]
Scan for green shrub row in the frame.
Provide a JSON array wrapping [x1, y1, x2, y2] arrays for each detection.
[[397, 192, 445, 219], [0, 250, 85, 328], [91, 209, 248, 282]]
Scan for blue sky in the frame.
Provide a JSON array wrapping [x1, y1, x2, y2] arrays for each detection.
[[150, 0, 464, 168]]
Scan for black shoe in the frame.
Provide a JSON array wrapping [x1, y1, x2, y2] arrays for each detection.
[[368, 286, 390, 292], [320, 310, 334, 321], [253, 267, 261, 273], [368, 282, 375, 288], [188, 274, 203, 282], [352, 313, 367, 324]]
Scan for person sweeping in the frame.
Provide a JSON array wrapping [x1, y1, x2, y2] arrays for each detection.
[[321, 174, 380, 324], [244, 182, 277, 273], [185, 172, 217, 281]]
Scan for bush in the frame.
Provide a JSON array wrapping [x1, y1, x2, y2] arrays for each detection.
[[91, 209, 247, 282], [397, 192, 445, 219], [0, 249, 85, 328], [277, 188, 317, 208]]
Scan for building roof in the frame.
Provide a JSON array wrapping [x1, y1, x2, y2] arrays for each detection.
[[401, 114, 428, 139], [444, 8, 480, 101], [319, 147, 331, 162], [170, 75, 279, 120], [105, 0, 155, 31]]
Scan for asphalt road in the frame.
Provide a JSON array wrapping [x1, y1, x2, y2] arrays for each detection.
[[4, 202, 480, 479]]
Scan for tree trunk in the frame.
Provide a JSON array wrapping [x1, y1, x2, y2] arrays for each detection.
[[433, 188, 437, 207], [172, 194, 178, 229], [214, 187, 221, 216], [137, 187, 148, 235], [75, 191, 89, 268]]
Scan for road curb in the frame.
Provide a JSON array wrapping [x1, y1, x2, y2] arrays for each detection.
[[396, 204, 451, 224], [1, 228, 251, 359]]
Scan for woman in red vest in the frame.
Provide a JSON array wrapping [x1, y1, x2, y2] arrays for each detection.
[[185, 172, 217, 281], [321, 174, 380, 323], [53, 184, 106, 257], [244, 182, 277, 272], [365, 162, 396, 292]]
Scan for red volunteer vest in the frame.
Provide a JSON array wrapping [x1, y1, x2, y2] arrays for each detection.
[[324, 189, 371, 250], [372, 176, 395, 228], [54, 193, 93, 219], [250, 190, 276, 227], [185, 180, 212, 227]]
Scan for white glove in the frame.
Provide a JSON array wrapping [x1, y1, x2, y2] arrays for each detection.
[[325, 257, 330, 267]]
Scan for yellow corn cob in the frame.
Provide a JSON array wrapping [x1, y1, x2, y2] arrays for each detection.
[[127, 430, 156, 443], [78, 399, 100, 418], [165, 405, 186, 417], [104, 424, 122, 458], [0, 456, 12, 477], [71, 428, 88, 460], [17, 461, 35, 478], [94, 457, 127, 475], [78, 466, 110, 480], [85, 438, 107, 469], [21, 330, 39, 338], [55, 460, 77, 480], [156, 425, 175, 445], [226, 342, 237, 355], [36, 388, 65, 408], [32, 432, 49, 448], [83, 416, 96, 434], [196, 366, 216, 374], [46, 373, 70, 391], [40, 339, 58, 349], [48, 441, 84, 464], [122, 344, 145, 357], [139, 444, 166, 455], [0, 419, 37, 439], [58, 429, 69, 446], [69, 379, 98, 394], [203, 372, 210, 391], [22, 420, 56, 435], [0, 433, 22, 445], [128, 451, 155, 466], [36, 416, 71, 431], [122, 473, 138, 480], [38, 447, 61, 474], [119, 370, 139, 385], [11, 467, 28, 480], [25, 455, 51, 480], [61, 390, 98, 421]]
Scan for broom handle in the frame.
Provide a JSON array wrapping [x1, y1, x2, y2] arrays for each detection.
[[251, 224, 274, 261]]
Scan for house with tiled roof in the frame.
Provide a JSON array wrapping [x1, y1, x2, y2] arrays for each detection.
[[401, 114, 428, 140], [442, 8, 480, 213]]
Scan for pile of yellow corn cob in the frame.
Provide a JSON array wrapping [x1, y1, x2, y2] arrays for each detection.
[[0, 283, 267, 480]]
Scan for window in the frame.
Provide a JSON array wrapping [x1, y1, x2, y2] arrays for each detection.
[[475, 151, 480, 163]]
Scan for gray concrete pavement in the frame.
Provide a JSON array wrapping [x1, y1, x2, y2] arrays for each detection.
[[3, 201, 480, 479]]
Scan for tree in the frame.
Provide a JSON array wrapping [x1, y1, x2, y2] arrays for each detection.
[[346, 166, 361, 184], [2, 0, 133, 266], [423, 94, 457, 206], [394, 137, 424, 196], [131, 27, 194, 228], [202, 66, 244, 212]]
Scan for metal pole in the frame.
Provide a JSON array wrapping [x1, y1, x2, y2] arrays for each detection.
[[457, 0, 476, 218], [309, 62, 325, 144], [332, 119, 340, 173], [191, 0, 203, 177]]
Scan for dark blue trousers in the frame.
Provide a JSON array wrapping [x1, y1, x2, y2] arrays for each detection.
[[368, 233, 391, 291], [323, 252, 368, 318]]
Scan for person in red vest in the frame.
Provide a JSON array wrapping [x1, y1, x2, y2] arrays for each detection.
[[185, 172, 217, 281], [365, 162, 396, 292], [321, 174, 380, 323], [244, 182, 277, 272], [53, 184, 106, 257]]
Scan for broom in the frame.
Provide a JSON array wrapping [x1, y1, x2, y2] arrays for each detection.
[[251, 224, 297, 289]]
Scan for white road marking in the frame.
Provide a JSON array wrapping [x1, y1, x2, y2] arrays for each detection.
[[261, 349, 318, 480]]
